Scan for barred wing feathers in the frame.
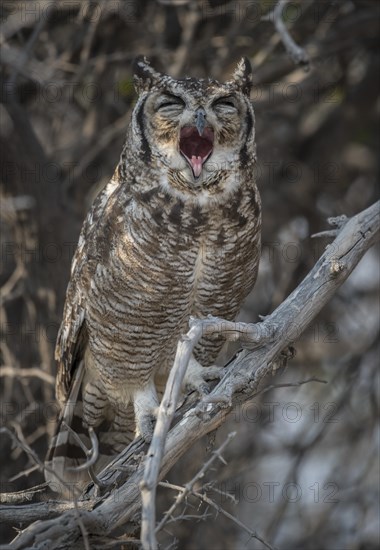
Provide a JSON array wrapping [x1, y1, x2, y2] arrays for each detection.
[[55, 178, 121, 405]]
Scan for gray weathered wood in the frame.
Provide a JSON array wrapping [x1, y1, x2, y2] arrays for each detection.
[[3, 201, 379, 549]]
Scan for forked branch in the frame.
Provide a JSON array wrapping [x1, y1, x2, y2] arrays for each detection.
[[2, 201, 379, 549]]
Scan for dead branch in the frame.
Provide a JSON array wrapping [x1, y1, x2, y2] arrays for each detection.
[[0, 484, 49, 505], [138, 203, 379, 549], [0, 1, 82, 44], [0, 367, 54, 385], [2, 200, 379, 548], [0, 500, 91, 524], [263, 0, 311, 68]]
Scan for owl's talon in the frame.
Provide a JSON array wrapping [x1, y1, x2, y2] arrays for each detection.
[[136, 412, 156, 443], [184, 357, 225, 396], [133, 383, 159, 442], [194, 383, 210, 396]]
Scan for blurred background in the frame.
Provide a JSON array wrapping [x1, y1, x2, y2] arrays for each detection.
[[0, 0, 379, 548]]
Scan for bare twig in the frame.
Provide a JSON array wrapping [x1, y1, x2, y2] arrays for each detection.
[[0, 427, 45, 474], [140, 321, 204, 550], [62, 112, 131, 191], [62, 424, 108, 492], [9, 464, 40, 483], [263, 0, 310, 68], [0, 427, 90, 550], [251, 376, 328, 396], [0, 264, 26, 306], [0, 366, 54, 385], [0, 1, 81, 44], [170, 3, 200, 78], [312, 214, 349, 239], [7, 0, 57, 91], [65, 426, 99, 472]]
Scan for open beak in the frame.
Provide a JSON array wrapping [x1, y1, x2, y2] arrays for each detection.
[[179, 109, 214, 179]]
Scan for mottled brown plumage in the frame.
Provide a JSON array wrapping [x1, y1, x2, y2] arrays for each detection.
[[45, 57, 261, 492]]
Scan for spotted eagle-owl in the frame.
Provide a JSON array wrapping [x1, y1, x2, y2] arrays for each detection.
[[45, 57, 261, 491]]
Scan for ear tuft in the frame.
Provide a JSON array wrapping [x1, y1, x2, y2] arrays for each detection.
[[132, 56, 164, 93], [230, 57, 253, 95]]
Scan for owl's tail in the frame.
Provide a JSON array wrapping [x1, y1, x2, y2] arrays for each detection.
[[44, 361, 134, 498]]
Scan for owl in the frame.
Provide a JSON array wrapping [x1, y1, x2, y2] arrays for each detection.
[[45, 57, 261, 492]]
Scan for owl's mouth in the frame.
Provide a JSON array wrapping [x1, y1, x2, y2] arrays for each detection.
[[179, 126, 214, 179]]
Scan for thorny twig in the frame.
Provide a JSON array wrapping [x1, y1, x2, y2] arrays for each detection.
[[160, 481, 276, 550], [156, 431, 236, 533]]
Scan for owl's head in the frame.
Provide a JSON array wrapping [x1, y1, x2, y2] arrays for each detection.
[[129, 57, 256, 198]]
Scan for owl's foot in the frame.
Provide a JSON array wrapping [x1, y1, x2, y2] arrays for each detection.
[[183, 356, 225, 396], [133, 383, 159, 443], [135, 412, 157, 442]]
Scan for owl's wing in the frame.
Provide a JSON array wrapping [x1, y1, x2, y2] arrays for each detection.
[[55, 178, 121, 405]]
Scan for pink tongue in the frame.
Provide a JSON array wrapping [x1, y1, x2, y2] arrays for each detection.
[[191, 155, 203, 178]]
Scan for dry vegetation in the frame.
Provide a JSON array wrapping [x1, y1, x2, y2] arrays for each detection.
[[0, 1, 379, 548]]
